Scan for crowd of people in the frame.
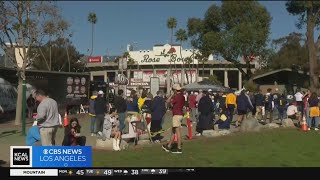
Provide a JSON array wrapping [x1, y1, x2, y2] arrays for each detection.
[[25, 85, 320, 154]]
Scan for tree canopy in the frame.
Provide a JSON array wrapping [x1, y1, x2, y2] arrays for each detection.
[[286, 1, 320, 90], [269, 32, 308, 71], [187, 1, 272, 80], [31, 38, 84, 72]]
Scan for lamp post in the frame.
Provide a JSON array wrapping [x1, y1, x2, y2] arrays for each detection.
[[22, 78, 26, 136]]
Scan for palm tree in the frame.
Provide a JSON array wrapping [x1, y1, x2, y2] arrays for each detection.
[[123, 51, 135, 76], [175, 28, 189, 84], [88, 12, 97, 56], [166, 17, 177, 83]]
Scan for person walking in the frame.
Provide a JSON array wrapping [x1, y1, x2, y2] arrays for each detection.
[[162, 84, 185, 154], [114, 89, 127, 132], [225, 90, 236, 128], [34, 90, 60, 146], [95, 90, 107, 137], [235, 90, 253, 127]]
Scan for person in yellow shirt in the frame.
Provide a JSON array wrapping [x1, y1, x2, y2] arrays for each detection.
[[138, 90, 148, 111], [225, 90, 236, 129]]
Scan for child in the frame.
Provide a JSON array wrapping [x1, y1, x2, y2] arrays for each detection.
[[26, 121, 41, 146], [102, 108, 122, 151], [62, 118, 86, 146]]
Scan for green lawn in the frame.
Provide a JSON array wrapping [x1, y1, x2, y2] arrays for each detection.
[[93, 129, 320, 167]]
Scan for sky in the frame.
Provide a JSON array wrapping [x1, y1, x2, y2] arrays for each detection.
[[57, 1, 306, 56]]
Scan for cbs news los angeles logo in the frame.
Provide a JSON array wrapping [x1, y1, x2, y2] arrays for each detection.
[[10, 146, 33, 167]]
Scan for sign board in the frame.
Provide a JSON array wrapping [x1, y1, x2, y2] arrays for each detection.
[[66, 76, 88, 99], [118, 57, 127, 70], [150, 77, 160, 97], [129, 44, 199, 65], [116, 74, 129, 85], [88, 56, 103, 63], [129, 81, 150, 86]]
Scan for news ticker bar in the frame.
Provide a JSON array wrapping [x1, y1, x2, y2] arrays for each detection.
[[10, 168, 196, 176]]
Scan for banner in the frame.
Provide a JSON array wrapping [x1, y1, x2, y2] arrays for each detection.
[[10, 146, 92, 168]]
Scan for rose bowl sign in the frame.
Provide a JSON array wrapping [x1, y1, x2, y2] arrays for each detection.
[[129, 44, 199, 65], [88, 56, 103, 63]]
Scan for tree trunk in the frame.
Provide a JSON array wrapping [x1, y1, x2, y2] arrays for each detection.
[[91, 23, 94, 56], [306, 3, 318, 91], [180, 44, 189, 85], [245, 60, 253, 80], [14, 76, 23, 125]]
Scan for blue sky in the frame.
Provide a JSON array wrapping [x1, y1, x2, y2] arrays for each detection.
[[58, 1, 306, 56]]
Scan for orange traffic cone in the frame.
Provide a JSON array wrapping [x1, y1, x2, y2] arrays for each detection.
[[301, 119, 308, 132], [63, 111, 69, 127]]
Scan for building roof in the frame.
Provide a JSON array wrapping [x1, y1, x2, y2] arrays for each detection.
[[252, 68, 308, 80], [0, 67, 90, 76], [153, 44, 181, 47]]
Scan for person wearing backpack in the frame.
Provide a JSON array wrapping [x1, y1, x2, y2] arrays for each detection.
[[263, 88, 274, 123]]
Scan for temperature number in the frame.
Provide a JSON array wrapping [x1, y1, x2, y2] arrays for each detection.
[[131, 169, 139, 175], [159, 169, 167, 174], [76, 170, 84, 176], [104, 169, 113, 176]]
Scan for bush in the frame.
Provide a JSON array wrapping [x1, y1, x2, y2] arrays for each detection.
[[208, 75, 222, 85], [243, 80, 259, 92]]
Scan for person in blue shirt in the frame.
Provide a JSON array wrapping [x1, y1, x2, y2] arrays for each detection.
[[26, 121, 41, 146]]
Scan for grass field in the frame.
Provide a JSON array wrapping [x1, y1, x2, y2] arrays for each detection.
[[92, 129, 320, 167], [1, 113, 320, 167]]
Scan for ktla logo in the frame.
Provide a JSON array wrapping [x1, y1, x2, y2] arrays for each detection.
[[10, 146, 33, 167]]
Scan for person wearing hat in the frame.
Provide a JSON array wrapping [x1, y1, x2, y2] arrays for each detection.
[[94, 90, 107, 136], [162, 84, 185, 154], [89, 93, 97, 136], [26, 121, 41, 146]]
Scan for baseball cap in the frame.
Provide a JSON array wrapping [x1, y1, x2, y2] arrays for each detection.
[[98, 90, 104, 95]]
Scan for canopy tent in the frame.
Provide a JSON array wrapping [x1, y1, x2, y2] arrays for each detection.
[[182, 79, 232, 93]]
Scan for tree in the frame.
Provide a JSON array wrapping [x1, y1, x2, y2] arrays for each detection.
[[31, 38, 84, 72], [0, 1, 69, 125], [122, 51, 135, 72], [269, 32, 308, 70], [166, 17, 178, 84], [208, 74, 222, 85], [187, 1, 272, 80], [88, 12, 97, 56], [167, 17, 177, 46], [286, 1, 320, 91], [175, 28, 189, 84]]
